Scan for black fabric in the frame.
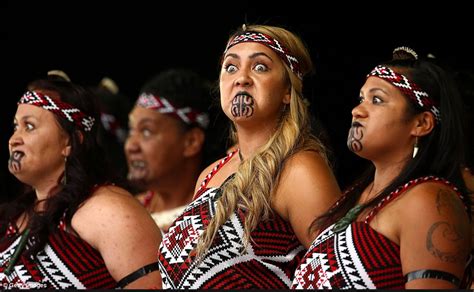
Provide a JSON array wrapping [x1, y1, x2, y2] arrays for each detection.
[[116, 262, 160, 288], [405, 269, 460, 287]]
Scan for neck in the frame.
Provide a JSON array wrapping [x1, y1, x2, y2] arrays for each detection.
[[235, 123, 275, 160], [32, 171, 64, 211], [146, 162, 199, 212], [363, 160, 407, 202]]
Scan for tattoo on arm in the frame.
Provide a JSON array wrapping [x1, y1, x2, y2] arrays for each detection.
[[426, 221, 464, 263], [426, 189, 468, 263], [436, 189, 465, 216]]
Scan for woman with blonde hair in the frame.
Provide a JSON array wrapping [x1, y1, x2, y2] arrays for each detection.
[[157, 24, 341, 289]]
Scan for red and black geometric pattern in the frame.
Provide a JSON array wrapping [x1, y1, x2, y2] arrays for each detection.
[[291, 176, 461, 289], [18, 91, 95, 132], [194, 150, 238, 199], [224, 31, 303, 80], [367, 66, 441, 122], [136, 93, 210, 129], [0, 222, 117, 289], [158, 152, 305, 289]]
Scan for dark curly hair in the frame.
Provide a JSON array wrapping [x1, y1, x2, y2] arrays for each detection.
[[0, 74, 124, 256]]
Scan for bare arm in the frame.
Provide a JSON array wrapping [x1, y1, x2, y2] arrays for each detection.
[[72, 185, 162, 289], [273, 150, 342, 248], [399, 183, 470, 289]]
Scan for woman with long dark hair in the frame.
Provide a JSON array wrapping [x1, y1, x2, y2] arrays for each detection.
[[0, 73, 162, 289], [292, 47, 472, 289]]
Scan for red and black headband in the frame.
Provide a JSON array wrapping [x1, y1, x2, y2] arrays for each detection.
[[136, 93, 209, 129], [224, 31, 303, 80], [18, 91, 95, 131], [367, 65, 441, 123]]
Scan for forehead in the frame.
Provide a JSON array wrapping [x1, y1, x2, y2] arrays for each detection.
[[362, 76, 401, 95], [15, 104, 55, 121], [129, 106, 179, 126], [224, 42, 280, 60]]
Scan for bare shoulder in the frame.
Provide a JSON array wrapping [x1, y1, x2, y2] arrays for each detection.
[[399, 181, 467, 219], [71, 185, 162, 287], [279, 150, 338, 188], [275, 150, 341, 248], [397, 180, 470, 287], [280, 151, 340, 193], [72, 185, 160, 248], [75, 185, 144, 217]]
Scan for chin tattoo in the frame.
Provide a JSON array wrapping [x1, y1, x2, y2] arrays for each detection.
[[347, 126, 363, 152], [231, 95, 254, 118]]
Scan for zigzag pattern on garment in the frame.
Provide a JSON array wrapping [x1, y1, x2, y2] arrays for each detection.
[[159, 186, 305, 289]]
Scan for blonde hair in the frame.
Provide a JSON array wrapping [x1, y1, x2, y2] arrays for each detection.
[[195, 24, 328, 257]]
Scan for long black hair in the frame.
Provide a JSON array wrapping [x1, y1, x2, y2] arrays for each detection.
[[312, 48, 471, 232], [0, 74, 123, 255]]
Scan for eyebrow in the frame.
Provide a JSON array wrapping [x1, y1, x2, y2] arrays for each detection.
[[223, 51, 274, 62], [14, 115, 37, 122], [129, 117, 157, 126], [360, 87, 388, 95]]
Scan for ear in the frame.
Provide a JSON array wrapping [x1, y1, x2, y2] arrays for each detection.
[[183, 128, 205, 158], [61, 137, 72, 157], [410, 111, 435, 137], [283, 87, 291, 104]]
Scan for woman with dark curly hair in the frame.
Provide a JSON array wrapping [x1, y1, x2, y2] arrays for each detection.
[[0, 73, 162, 289]]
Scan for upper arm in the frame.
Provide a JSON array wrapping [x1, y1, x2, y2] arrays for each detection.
[[72, 186, 163, 289], [399, 183, 470, 289], [274, 151, 341, 248]]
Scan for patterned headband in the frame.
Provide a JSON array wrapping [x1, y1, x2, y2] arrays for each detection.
[[18, 91, 95, 131], [224, 31, 303, 80], [136, 93, 210, 129], [367, 65, 441, 122]]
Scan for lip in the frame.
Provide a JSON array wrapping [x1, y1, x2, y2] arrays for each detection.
[[351, 121, 363, 127], [128, 160, 147, 169], [234, 91, 252, 99], [10, 149, 25, 158]]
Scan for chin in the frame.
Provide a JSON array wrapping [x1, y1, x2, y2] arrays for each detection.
[[10, 173, 33, 187]]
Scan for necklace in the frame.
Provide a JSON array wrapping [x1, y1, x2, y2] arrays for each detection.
[[331, 183, 374, 233], [4, 228, 30, 275], [331, 205, 364, 233]]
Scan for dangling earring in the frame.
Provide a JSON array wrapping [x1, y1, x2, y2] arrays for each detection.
[[412, 137, 419, 158], [61, 156, 68, 185]]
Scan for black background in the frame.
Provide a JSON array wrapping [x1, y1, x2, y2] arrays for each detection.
[[2, 1, 473, 202]]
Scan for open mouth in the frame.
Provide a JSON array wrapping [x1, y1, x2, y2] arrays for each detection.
[[8, 150, 25, 172], [127, 160, 148, 181]]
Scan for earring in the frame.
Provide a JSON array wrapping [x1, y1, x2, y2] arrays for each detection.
[[412, 137, 419, 158], [61, 156, 67, 185]]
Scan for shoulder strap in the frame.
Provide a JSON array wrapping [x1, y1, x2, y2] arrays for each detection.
[[193, 149, 238, 200], [365, 176, 464, 223]]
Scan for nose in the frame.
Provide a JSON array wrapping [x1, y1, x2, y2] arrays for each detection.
[[9, 131, 23, 149], [351, 102, 368, 120], [124, 133, 140, 155], [234, 69, 253, 87]]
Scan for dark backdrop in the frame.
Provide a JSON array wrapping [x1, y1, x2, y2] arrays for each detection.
[[3, 1, 473, 202]]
